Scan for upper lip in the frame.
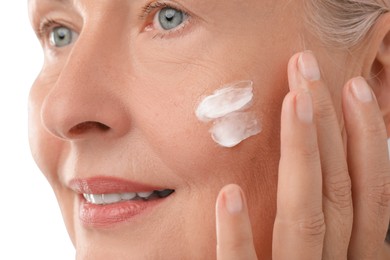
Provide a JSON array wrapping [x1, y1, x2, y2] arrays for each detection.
[[69, 176, 170, 194]]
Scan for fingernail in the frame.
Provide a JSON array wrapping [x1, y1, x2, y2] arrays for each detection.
[[296, 91, 313, 123], [351, 77, 373, 103], [225, 186, 243, 214], [298, 51, 321, 81]]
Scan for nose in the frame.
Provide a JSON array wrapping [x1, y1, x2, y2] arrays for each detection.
[[41, 30, 131, 140]]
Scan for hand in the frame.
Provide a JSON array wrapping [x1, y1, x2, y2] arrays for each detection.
[[215, 51, 390, 259]]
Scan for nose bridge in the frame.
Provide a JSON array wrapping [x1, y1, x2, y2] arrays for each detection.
[[41, 20, 131, 140]]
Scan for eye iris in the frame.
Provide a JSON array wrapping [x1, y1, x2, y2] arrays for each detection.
[[158, 7, 185, 30], [50, 27, 72, 47]]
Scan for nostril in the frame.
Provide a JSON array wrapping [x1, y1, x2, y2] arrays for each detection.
[[68, 121, 110, 136]]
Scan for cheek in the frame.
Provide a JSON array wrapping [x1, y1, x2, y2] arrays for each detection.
[[130, 31, 291, 185], [128, 84, 215, 182], [128, 79, 280, 188]]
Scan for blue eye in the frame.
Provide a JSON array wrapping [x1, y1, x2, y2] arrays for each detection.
[[49, 26, 76, 48], [157, 7, 187, 30]]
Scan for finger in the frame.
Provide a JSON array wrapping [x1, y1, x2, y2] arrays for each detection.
[[343, 77, 390, 259], [288, 51, 353, 259], [273, 90, 325, 260], [216, 184, 257, 260]]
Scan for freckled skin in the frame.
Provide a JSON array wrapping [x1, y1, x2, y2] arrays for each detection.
[[27, 0, 360, 259]]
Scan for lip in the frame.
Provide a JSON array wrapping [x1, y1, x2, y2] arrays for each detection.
[[78, 197, 169, 227], [69, 176, 174, 227], [69, 176, 166, 194]]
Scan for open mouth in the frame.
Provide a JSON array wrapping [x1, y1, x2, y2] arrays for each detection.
[[83, 189, 175, 205], [69, 177, 176, 227]]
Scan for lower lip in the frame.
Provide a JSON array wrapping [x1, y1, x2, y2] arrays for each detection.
[[79, 197, 168, 227]]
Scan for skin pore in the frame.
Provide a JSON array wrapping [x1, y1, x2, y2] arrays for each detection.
[[28, 0, 390, 259]]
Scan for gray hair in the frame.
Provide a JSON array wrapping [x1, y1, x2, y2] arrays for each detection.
[[307, 0, 389, 48]]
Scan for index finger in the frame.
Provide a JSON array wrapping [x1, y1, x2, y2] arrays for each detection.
[[216, 184, 258, 260]]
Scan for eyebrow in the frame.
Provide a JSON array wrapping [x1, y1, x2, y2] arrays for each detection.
[[50, 0, 71, 5], [33, 0, 70, 5]]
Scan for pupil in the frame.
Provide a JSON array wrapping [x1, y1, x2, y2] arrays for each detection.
[[57, 29, 68, 41], [165, 9, 176, 21]]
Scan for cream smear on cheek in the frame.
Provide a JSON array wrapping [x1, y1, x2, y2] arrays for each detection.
[[196, 80, 262, 148]]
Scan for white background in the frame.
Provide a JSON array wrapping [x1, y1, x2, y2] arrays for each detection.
[[1, 2, 390, 260], [0, 2, 75, 260]]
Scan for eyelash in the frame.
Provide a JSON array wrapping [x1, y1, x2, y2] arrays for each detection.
[[141, 1, 170, 18], [37, 18, 57, 41], [36, 1, 191, 44]]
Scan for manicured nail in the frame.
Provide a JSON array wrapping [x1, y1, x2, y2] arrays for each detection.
[[298, 51, 321, 81], [296, 91, 313, 123], [225, 186, 243, 214], [351, 77, 373, 103]]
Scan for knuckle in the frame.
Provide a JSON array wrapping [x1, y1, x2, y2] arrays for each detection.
[[361, 119, 387, 137], [294, 213, 326, 243], [308, 84, 339, 124], [313, 97, 335, 122], [296, 145, 320, 162], [369, 175, 390, 210], [325, 174, 353, 210]]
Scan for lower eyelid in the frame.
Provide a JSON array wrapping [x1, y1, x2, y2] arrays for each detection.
[[154, 20, 191, 39]]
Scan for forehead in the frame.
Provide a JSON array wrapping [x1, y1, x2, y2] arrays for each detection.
[[28, 0, 222, 11], [28, 0, 222, 24], [29, 0, 68, 6], [28, 0, 206, 7], [28, 0, 281, 29]]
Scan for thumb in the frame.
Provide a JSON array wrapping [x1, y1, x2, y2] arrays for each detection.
[[216, 184, 258, 260]]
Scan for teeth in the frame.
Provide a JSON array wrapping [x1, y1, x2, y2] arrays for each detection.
[[102, 194, 122, 204], [121, 192, 136, 200], [83, 193, 91, 201], [82, 189, 174, 205], [137, 191, 153, 198], [90, 194, 104, 205]]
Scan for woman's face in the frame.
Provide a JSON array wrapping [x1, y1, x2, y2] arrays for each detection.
[[28, 0, 346, 258]]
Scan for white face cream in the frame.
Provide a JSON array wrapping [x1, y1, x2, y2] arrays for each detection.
[[195, 80, 262, 148]]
